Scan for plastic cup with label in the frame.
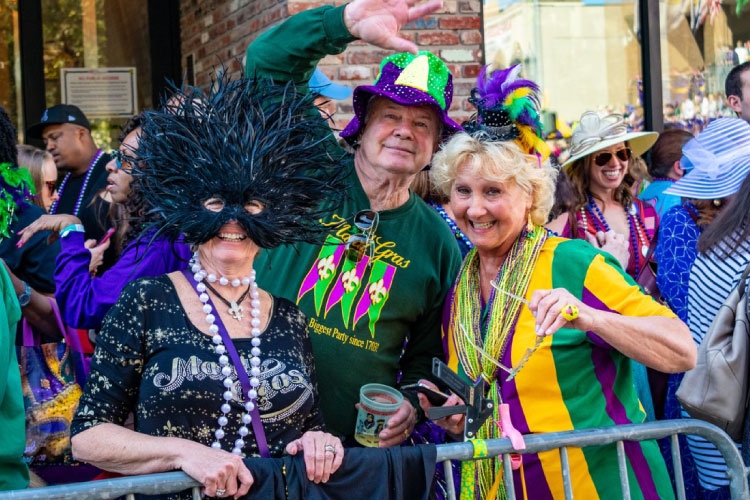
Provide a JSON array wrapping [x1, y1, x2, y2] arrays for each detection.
[[354, 383, 403, 447]]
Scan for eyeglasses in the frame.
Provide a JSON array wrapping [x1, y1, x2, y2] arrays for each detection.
[[110, 149, 137, 170], [593, 148, 631, 166], [345, 210, 379, 264], [44, 181, 58, 192]]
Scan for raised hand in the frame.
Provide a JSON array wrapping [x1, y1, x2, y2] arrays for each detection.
[[343, 0, 443, 53]]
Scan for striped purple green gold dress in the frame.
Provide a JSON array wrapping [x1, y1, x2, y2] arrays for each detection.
[[443, 237, 675, 500]]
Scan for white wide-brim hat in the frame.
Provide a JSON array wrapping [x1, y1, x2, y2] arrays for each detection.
[[561, 111, 658, 170], [663, 118, 750, 200]]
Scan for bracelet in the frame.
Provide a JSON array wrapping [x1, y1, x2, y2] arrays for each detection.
[[60, 223, 85, 239]]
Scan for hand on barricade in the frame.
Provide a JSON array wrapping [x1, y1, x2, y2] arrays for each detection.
[[285, 430, 343, 483], [180, 445, 253, 498]]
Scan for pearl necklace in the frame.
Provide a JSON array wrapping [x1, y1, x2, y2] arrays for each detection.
[[50, 149, 104, 216], [193, 259, 253, 288], [189, 254, 262, 456]]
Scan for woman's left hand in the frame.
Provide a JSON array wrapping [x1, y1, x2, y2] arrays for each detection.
[[529, 288, 592, 338], [85, 237, 111, 275], [285, 431, 343, 483]]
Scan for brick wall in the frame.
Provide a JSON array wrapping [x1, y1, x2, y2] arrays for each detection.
[[180, 0, 483, 129]]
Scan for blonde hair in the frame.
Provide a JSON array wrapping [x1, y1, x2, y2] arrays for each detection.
[[431, 133, 557, 225], [17, 144, 53, 210]]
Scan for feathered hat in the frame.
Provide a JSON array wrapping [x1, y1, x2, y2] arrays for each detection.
[[463, 64, 550, 161], [0, 164, 34, 239], [0, 105, 34, 239], [133, 75, 347, 248]]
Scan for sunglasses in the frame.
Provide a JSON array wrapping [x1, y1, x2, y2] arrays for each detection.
[[44, 181, 58, 192], [345, 210, 379, 264], [110, 149, 137, 170], [593, 148, 631, 167]]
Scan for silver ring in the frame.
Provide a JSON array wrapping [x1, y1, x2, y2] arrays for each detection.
[[216, 488, 226, 496], [324, 444, 336, 454]]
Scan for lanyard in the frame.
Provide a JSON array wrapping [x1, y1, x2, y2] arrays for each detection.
[[181, 269, 270, 458]]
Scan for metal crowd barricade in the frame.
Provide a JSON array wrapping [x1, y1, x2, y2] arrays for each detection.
[[435, 419, 750, 500], [1, 419, 747, 500]]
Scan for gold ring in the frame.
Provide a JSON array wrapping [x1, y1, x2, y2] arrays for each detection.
[[403, 429, 410, 439], [561, 304, 579, 322]]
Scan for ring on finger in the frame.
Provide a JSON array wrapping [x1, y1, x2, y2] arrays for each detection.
[[324, 444, 336, 455], [560, 304, 579, 322], [403, 428, 410, 439], [216, 488, 226, 496]]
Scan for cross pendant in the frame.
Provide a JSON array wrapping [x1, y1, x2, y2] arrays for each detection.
[[228, 302, 243, 321]]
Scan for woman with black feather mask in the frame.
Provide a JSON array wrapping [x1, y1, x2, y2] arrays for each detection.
[[69, 76, 348, 499]]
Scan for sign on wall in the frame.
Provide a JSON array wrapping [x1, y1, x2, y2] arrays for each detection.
[[61, 67, 137, 118]]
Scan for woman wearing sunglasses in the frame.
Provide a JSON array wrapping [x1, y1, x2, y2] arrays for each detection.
[[17, 113, 192, 332], [17, 145, 59, 212], [561, 111, 659, 280]]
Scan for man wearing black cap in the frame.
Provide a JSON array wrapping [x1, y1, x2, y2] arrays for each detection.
[[27, 104, 113, 272]]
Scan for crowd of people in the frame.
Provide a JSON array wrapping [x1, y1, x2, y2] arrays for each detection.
[[1, 0, 750, 498]]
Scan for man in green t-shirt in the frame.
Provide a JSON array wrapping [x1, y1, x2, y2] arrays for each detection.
[[246, 0, 463, 445]]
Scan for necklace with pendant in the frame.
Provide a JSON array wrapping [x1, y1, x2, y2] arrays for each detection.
[[202, 280, 252, 321]]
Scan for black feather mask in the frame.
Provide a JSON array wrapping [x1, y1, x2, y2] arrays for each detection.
[[133, 75, 348, 248]]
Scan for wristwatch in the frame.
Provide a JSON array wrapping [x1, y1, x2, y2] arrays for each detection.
[[18, 281, 31, 307]]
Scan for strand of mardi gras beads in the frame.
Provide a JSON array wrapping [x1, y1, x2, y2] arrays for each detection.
[[452, 225, 547, 383], [451, 225, 546, 500]]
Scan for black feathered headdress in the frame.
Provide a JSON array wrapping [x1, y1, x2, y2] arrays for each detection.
[[134, 75, 347, 248]]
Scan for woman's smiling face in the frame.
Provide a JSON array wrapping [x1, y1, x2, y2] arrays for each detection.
[[586, 141, 630, 193], [450, 159, 532, 258], [198, 197, 266, 265]]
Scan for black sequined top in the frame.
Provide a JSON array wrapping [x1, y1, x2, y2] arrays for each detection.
[[72, 275, 325, 464]]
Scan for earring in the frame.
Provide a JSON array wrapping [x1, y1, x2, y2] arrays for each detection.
[[713, 199, 722, 207], [526, 213, 534, 238]]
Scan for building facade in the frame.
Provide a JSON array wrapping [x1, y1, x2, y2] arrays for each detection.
[[1, 0, 747, 149]]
